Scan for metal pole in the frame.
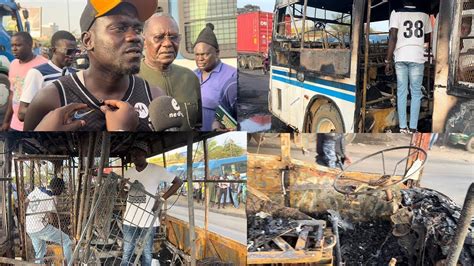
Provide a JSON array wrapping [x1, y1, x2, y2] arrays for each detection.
[[18, 157, 28, 259], [76, 133, 95, 239], [300, 0, 308, 52], [361, 0, 372, 132], [4, 135, 14, 258], [203, 138, 210, 257], [14, 159, 26, 260], [29, 160, 34, 190], [280, 133, 291, 163], [66, 0, 71, 31], [86, 132, 110, 240], [73, 145, 83, 239], [446, 183, 474, 265], [186, 133, 197, 266]]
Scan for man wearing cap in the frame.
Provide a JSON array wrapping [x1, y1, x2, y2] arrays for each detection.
[[139, 13, 202, 131], [23, 0, 164, 131], [193, 23, 237, 131], [121, 141, 183, 265]]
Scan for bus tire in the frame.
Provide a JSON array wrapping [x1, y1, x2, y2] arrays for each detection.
[[310, 102, 344, 133], [445, 100, 474, 134]]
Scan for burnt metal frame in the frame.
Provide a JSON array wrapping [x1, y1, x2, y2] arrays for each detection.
[[333, 145, 428, 196], [70, 176, 162, 266], [447, 0, 474, 99]]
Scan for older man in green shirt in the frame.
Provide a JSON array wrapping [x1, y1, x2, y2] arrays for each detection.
[[139, 13, 202, 130]]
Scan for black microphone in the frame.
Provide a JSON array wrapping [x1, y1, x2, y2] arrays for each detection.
[[148, 96, 184, 131]]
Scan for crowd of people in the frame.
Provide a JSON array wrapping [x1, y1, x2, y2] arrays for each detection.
[[191, 172, 246, 209], [0, 0, 237, 132]]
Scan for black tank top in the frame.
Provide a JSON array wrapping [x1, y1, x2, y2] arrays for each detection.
[[54, 72, 153, 131]]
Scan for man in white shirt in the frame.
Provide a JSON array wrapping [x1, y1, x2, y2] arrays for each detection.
[[18, 31, 77, 122], [385, 0, 432, 133], [25, 177, 73, 264], [121, 141, 183, 266]]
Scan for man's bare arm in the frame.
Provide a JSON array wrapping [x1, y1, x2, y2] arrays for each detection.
[[162, 176, 184, 200], [18, 102, 30, 122], [386, 28, 398, 62], [23, 84, 61, 131]]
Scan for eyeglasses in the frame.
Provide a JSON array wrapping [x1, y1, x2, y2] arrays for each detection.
[[152, 34, 182, 44], [56, 47, 80, 56]]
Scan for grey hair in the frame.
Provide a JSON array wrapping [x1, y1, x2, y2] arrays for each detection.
[[143, 13, 179, 35]]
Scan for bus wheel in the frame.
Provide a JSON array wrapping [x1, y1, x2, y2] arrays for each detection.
[[310, 102, 344, 133], [445, 100, 474, 134]]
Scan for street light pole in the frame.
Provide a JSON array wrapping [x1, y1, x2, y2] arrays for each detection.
[[66, 0, 71, 31]]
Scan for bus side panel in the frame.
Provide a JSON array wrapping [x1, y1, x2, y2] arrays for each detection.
[[270, 66, 291, 123], [271, 66, 356, 132]]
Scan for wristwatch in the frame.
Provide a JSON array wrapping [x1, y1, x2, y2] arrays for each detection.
[[384, 59, 392, 64]]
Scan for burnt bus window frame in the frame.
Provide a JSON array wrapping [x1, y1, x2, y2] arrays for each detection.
[[449, 0, 474, 99], [271, 2, 354, 78], [178, 0, 237, 60]]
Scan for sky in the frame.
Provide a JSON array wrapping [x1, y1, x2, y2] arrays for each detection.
[[238, 0, 274, 12]]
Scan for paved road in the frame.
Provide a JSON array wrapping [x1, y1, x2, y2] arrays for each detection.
[[167, 205, 246, 244], [248, 137, 473, 206]]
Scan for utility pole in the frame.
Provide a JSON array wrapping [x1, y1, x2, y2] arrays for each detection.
[[66, 0, 71, 31]]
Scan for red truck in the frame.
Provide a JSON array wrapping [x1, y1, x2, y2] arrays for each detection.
[[237, 11, 273, 71]]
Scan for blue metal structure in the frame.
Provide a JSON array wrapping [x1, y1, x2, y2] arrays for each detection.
[[0, 0, 25, 63]]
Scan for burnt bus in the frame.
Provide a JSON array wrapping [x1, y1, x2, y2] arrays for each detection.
[[268, 0, 473, 134]]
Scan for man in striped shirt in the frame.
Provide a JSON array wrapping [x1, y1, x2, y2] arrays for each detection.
[[18, 31, 78, 122]]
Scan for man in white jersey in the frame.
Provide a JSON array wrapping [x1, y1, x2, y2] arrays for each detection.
[[121, 141, 183, 265], [385, 0, 432, 133], [25, 177, 73, 264]]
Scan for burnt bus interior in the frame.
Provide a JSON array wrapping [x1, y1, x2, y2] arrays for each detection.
[[271, 0, 468, 132]]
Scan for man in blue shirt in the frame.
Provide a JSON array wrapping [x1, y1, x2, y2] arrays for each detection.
[[193, 23, 237, 131]]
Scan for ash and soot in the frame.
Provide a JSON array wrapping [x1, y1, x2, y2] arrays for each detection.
[[247, 188, 473, 265]]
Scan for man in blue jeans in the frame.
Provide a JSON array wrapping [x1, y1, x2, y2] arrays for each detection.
[[385, 0, 432, 133], [26, 177, 73, 264], [121, 141, 183, 265], [315, 134, 351, 169]]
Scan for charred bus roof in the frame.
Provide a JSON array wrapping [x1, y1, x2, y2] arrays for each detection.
[[275, 0, 440, 22]]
